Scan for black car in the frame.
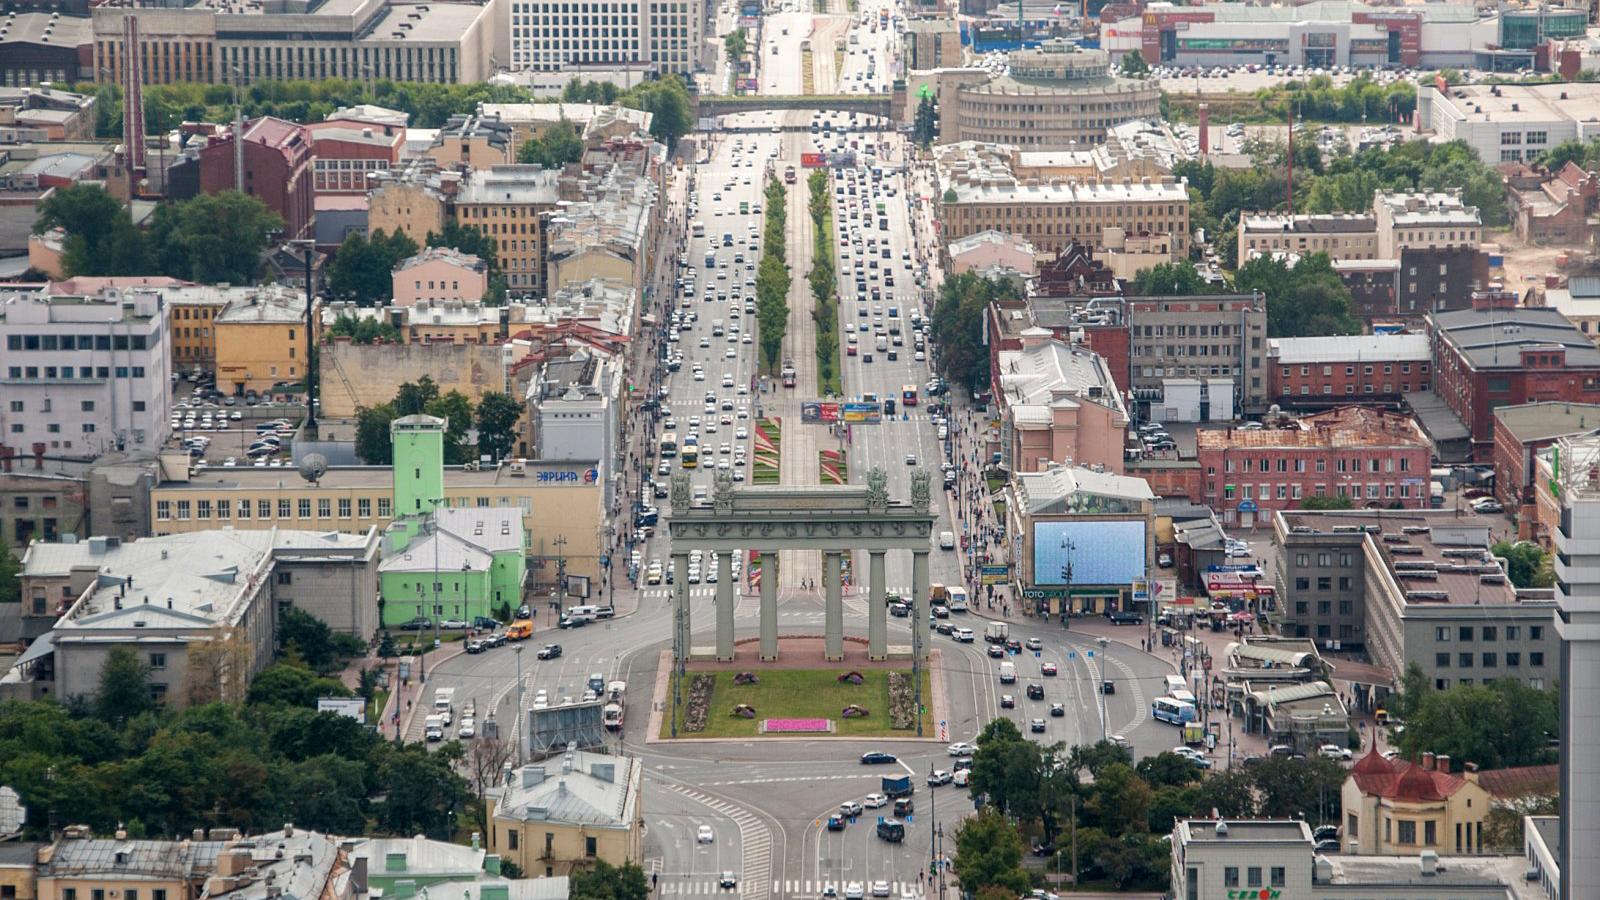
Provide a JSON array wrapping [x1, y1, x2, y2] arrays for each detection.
[[465, 640, 486, 654], [860, 751, 898, 765], [1026, 683, 1045, 700], [889, 602, 910, 617], [1029, 718, 1046, 733], [1049, 702, 1065, 717], [472, 616, 500, 631], [399, 616, 432, 631], [558, 615, 588, 629], [516, 605, 532, 619], [936, 621, 956, 635], [1000, 694, 1016, 709], [987, 644, 1004, 658], [537, 643, 563, 659], [1108, 610, 1144, 625], [1313, 825, 1340, 843], [826, 815, 847, 831], [1101, 680, 1115, 695]]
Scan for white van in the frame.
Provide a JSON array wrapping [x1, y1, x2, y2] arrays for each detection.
[[1164, 674, 1188, 696], [998, 661, 1017, 684], [938, 531, 956, 550]]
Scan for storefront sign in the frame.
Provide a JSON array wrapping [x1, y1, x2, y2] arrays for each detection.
[[536, 467, 601, 485], [980, 565, 1010, 585]]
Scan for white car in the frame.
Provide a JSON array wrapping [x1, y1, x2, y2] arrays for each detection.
[[870, 882, 891, 898], [1319, 743, 1354, 761], [457, 718, 476, 739], [948, 741, 978, 756], [697, 824, 715, 843], [844, 884, 866, 900], [952, 769, 970, 786], [862, 792, 888, 808]]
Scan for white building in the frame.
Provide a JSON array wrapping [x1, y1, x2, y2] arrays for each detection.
[[1550, 433, 1600, 900], [1418, 82, 1600, 165], [0, 286, 172, 459], [507, 0, 703, 76], [1373, 190, 1483, 259], [526, 347, 620, 508]]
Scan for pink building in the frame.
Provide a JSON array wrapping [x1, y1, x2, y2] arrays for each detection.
[[946, 229, 1038, 277], [997, 327, 1130, 475], [391, 247, 490, 307]]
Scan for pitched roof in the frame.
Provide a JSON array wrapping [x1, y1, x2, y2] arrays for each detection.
[[1348, 750, 1468, 803], [1475, 764, 1558, 800]]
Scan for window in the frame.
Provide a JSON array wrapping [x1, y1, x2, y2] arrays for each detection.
[[1270, 867, 1285, 888], [1246, 867, 1262, 887], [1425, 820, 1436, 845], [238, 499, 251, 519], [298, 499, 311, 518], [1531, 626, 1544, 641], [1507, 652, 1521, 667], [1436, 653, 1449, 668], [80, 400, 95, 412], [585, 836, 597, 857], [157, 500, 171, 521], [359, 498, 372, 518], [1459, 653, 1473, 668], [149, 653, 166, 670], [176, 500, 191, 520], [1295, 577, 1310, 591], [508, 829, 519, 850], [318, 498, 331, 518], [1223, 867, 1239, 887], [279, 499, 292, 518], [1483, 652, 1498, 668], [1482, 626, 1497, 641], [1398, 820, 1417, 844], [260, 499, 272, 519], [1436, 627, 1450, 642], [339, 498, 351, 518], [1459, 626, 1474, 641], [378, 498, 392, 517]]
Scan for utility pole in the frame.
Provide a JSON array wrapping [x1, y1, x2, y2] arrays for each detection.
[[512, 644, 524, 765], [1070, 794, 1078, 887]]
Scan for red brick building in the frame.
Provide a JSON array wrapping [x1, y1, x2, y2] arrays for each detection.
[[1490, 402, 1600, 520], [305, 120, 405, 196], [198, 116, 314, 239], [1267, 333, 1433, 409], [1428, 304, 1600, 460], [1196, 407, 1432, 528]]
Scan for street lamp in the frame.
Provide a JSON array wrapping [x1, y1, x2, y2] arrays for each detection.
[[1096, 635, 1110, 743], [511, 643, 525, 764]]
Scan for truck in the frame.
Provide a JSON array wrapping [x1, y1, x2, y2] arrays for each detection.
[[998, 661, 1017, 684], [929, 583, 949, 606], [424, 714, 446, 742], [881, 774, 914, 799], [984, 621, 1010, 644], [433, 687, 456, 724], [506, 619, 534, 640], [603, 680, 627, 730]]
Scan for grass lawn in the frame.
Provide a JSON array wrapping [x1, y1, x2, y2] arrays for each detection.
[[661, 668, 933, 739], [366, 688, 389, 724], [986, 474, 1005, 496]]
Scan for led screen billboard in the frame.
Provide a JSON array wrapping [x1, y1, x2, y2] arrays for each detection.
[[1032, 520, 1146, 586]]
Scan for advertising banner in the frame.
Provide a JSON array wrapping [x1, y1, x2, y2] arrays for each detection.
[[801, 401, 841, 423], [842, 402, 883, 424], [980, 565, 1010, 585], [801, 152, 828, 168]]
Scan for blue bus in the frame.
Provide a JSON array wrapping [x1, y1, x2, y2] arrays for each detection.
[[1152, 697, 1198, 725]]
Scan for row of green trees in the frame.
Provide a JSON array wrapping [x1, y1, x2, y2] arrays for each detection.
[[927, 272, 1020, 394], [0, 648, 469, 840], [516, 120, 585, 168], [355, 376, 522, 464], [33, 184, 281, 284], [806, 170, 843, 394], [953, 718, 1350, 894], [74, 75, 695, 149], [756, 177, 792, 372]]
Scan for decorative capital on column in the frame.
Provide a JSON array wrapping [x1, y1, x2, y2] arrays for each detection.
[[866, 468, 890, 510], [910, 469, 931, 512]]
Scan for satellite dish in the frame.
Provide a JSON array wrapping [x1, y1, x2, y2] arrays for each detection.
[[297, 452, 328, 484], [0, 786, 26, 837]]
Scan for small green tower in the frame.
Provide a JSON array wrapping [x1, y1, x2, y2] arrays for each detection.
[[391, 414, 446, 521]]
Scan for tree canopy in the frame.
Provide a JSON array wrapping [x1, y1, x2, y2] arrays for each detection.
[[1234, 252, 1361, 337], [1392, 666, 1559, 768], [1492, 540, 1555, 589], [325, 229, 419, 305], [1127, 260, 1224, 296], [355, 376, 502, 465], [928, 272, 1020, 394], [516, 120, 585, 169]]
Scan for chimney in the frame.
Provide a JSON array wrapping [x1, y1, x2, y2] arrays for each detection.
[[282, 823, 293, 837], [1436, 754, 1450, 772], [1422, 751, 1435, 770]]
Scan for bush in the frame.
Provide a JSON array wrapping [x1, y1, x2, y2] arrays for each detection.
[[888, 672, 917, 730], [684, 674, 715, 732]]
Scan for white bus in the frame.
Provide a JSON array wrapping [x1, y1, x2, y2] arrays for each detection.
[[691, 221, 706, 238], [660, 432, 679, 458], [1152, 697, 1198, 725]]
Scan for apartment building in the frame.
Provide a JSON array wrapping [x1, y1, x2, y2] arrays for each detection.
[[1267, 333, 1433, 408], [392, 247, 489, 306], [1375, 190, 1483, 258], [454, 166, 562, 296], [426, 114, 513, 169], [947, 40, 1160, 149], [196, 117, 315, 240], [508, 0, 702, 76], [1197, 408, 1432, 527], [212, 285, 308, 396], [905, 17, 962, 70], [995, 329, 1129, 475], [936, 141, 1189, 256], [0, 287, 171, 459], [1125, 293, 1267, 420], [487, 754, 644, 878], [1236, 213, 1379, 267], [1272, 510, 1557, 692], [366, 165, 460, 244], [92, 0, 498, 86]]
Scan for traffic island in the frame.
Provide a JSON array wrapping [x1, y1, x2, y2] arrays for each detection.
[[820, 448, 847, 484], [651, 640, 940, 740], [752, 417, 781, 483]]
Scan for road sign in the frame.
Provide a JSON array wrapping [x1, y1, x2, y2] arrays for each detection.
[[1086, 650, 1095, 659], [1067, 651, 1076, 660]]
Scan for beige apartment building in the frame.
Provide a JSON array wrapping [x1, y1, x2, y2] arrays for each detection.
[[905, 17, 963, 70], [367, 167, 459, 244], [454, 166, 562, 297], [1236, 213, 1380, 267], [937, 143, 1188, 256], [1374, 189, 1483, 258], [488, 754, 643, 879], [426, 114, 514, 169], [147, 457, 604, 589], [948, 40, 1160, 149]]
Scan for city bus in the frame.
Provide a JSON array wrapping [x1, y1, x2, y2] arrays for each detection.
[[1152, 697, 1198, 725], [740, 200, 749, 215], [901, 384, 918, 407], [681, 442, 700, 469], [660, 432, 679, 459]]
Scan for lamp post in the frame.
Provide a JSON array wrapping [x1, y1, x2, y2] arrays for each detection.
[[1096, 635, 1110, 743], [512, 643, 525, 764]]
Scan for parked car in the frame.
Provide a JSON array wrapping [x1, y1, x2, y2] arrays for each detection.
[[860, 752, 898, 765], [399, 616, 432, 631]]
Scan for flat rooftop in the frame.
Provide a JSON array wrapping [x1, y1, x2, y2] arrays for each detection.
[[1267, 334, 1431, 364], [1493, 401, 1600, 444], [1431, 306, 1600, 370], [1197, 407, 1426, 450], [1429, 80, 1600, 126], [158, 461, 601, 491]]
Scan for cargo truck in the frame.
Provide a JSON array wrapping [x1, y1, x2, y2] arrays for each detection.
[[984, 621, 1009, 643], [424, 714, 445, 742], [881, 774, 914, 799], [603, 683, 626, 731], [433, 687, 456, 725]]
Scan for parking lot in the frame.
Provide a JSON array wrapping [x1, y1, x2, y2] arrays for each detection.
[[169, 380, 304, 468]]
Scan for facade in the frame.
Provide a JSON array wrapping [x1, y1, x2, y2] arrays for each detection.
[[1374, 190, 1483, 259], [166, 285, 227, 375], [1237, 213, 1378, 267], [1506, 161, 1600, 245], [946, 229, 1037, 277], [526, 349, 621, 514], [34, 835, 228, 900], [905, 17, 962, 70], [1267, 334, 1433, 408], [305, 120, 405, 196], [994, 328, 1128, 476], [4, 527, 379, 705], [936, 142, 1189, 257], [1419, 80, 1600, 165], [1492, 402, 1600, 530], [1006, 463, 1155, 618], [1540, 275, 1600, 339], [1272, 510, 1557, 693], [196, 117, 315, 240], [148, 457, 603, 591], [1197, 407, 1431, 527], [212, 285, 308, 396], [1170, 817, 1526, 900], [507, 0, 702, 76], [366, 166, 459, 244], [1125, 293, 1267, 420], [0, 14, 90, 88], [0, 86, 96, 141], [393, 247, 490, 306], [455, 166, 562, 296], [946, 41, 1160, 149], [92, 0, 497, 87], [0, 286, 172, 459], [1342, 751, 1494, 856], [426, 114, 513, 169], [379, 415, 526, 627], [1427, 304, 1600, 460], [487, 753, 644, 879]]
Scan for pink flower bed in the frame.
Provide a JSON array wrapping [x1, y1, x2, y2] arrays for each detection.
[[764, 717, 831, 732]]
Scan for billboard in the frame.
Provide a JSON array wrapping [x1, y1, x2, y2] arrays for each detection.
[[802, 401, 841, 423], [801, 152, 828, 168], [527, 700, 607, 759], [1032, 520, 1146, 586], [317, 697, 367, 724], [842, 402, 883, 424]]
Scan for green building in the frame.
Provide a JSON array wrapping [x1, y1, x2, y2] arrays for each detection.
[[1500, 7, 1586, 49], [379, 414, 527, 628]]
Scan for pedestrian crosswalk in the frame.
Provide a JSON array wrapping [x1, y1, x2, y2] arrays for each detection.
[[655, 879, 925, 898], [638, 586, 920, 601], [657, 783, 772, 900]]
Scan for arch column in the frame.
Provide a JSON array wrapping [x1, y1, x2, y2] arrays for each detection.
[[912, 549, 930, 662], [715, 553, 735, 661], [824, 550, 844, 661], [673, 551, 692, 666], [868, 550, 888, 660], [759, 551, 779, 661]]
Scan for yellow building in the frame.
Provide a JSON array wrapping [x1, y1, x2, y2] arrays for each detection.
[[1342, 750, 1493, 856], [148, 455, 604, 590], [487, 753, 643, 879], [455, 166, 562, 298], [367, 169, 457, 245], [0, 842, 37, 900], [36, 828, 228, 900], [212, 286, 308, 396], [167, 291, 229, 375], [426, 115, 513, 169]]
